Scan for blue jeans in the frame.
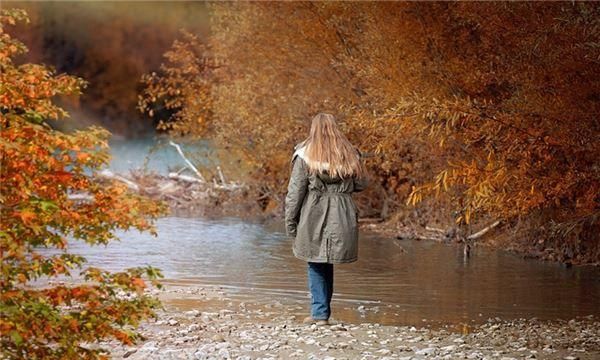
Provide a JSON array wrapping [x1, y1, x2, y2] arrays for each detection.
[[307, 262, 334, 320]]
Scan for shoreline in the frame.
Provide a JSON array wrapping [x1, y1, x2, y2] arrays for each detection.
[[105, 284, 600, 360], [362, 221, 600, 268], [110, 170, 599, 267]]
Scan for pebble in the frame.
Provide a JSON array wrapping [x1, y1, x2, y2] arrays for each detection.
[[185, 309, 201, 317], [104, 284, 600, 360], [415, 346, 437, 356]]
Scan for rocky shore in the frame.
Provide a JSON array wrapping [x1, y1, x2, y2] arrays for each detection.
[[105, 284, 600, 360]]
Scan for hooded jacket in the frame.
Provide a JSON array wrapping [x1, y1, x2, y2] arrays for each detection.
[[284, 144, 368, 264]]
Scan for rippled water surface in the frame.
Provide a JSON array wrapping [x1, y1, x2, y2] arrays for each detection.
[[68, 217, 600, 325]]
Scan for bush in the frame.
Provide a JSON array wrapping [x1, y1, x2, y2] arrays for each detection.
[[1, 9, 167, 359]]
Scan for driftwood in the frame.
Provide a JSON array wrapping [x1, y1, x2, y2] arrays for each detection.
[[217, 165, 226, 184], [156, 181, 178, 194], [467, 220, 501, 240], [425, 226, 446, 234], [98, 169, 139, 191], [420, 219, 501, 242], [169, 141, 206, 182], [97, 167, 244, 197], [415, 234, 445, 241], [213, 182, 247, 191], [69, 170, 144, 200], [168, 172, 202, 184]]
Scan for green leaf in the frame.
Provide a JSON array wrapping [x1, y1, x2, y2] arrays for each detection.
[[10, 330, 23, 345], [39, 200, 58, 212]]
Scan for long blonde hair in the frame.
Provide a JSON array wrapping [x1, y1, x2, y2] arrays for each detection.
[[299, 113, 365, 179]]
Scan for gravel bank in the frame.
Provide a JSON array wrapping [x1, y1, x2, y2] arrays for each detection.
[[104, 285, 600, 360]]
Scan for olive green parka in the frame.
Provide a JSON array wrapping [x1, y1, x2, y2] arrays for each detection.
[[284, 144, 369, 264]]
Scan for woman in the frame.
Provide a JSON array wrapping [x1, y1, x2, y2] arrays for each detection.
[[285, 112, 369, 325]]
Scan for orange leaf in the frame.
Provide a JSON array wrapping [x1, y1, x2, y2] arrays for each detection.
[[52, 171, 72, 183], [132, 277, 146, 289]]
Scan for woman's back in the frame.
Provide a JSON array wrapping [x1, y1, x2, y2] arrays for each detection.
[[284, 112, 369, 324], [287, 144, 366, 263]]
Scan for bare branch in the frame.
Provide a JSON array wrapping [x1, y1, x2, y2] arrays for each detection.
[[467, 220, 501, 240], [169, 141, 206, 182]]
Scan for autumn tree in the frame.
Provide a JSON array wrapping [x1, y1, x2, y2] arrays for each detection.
[[207, 2, 441, 213], [142, 2, 600, 262], [209, 2, 600, 262], [1, 9, 166, 359], [138, 30, 214, 137]]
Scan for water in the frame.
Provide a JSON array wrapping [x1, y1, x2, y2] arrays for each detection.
[[66, 216, 600, 326], [108, 137, 214, 174]]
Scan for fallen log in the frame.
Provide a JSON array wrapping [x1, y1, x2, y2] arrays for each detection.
[[213, 182, 247, 191], [425, 226, 446, 234], [98, 169, 140, 191], [168, 172, 202, 184], [415, 234, 445, 242], [467, 220, 501, 240]]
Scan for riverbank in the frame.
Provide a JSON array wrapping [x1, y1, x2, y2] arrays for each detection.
[[362, 220, 600, 267], [104, 284, 600, 360], [106, 171, 599, 266]]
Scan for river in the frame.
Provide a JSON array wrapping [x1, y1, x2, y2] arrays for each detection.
[[68, 216, 600, 327], [51, 137, 597, 327]]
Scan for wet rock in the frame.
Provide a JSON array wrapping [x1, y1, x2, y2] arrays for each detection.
[[123, 349, 137, 358], [440, 344, 456, 352], [193, 349, 208, 359], [415, 346, 437, 356], [185, 309, 201, 317]]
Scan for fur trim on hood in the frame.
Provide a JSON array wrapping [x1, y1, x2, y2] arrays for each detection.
[[293, 145, 330, 170]]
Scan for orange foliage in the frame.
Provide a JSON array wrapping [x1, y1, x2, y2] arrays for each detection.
[[143, 3, 600, 260], [209, 3, 599, 226], [1, 9, 166, 359], [138, 30, 215, 137]]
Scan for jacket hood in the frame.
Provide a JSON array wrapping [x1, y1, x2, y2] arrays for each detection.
[[294, 145, 346, 183], [293, 145, 331, 171]]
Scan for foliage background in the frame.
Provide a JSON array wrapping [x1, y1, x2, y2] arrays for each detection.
[[150, 2, 599, 263], [8, 1, 210, 137]]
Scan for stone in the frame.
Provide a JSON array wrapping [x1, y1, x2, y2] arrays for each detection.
[[415, 347, 437, 356], [212, 334, 225, 342]]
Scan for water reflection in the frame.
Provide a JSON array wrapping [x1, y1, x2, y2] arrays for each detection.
[[67, 217, 600, 325]]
